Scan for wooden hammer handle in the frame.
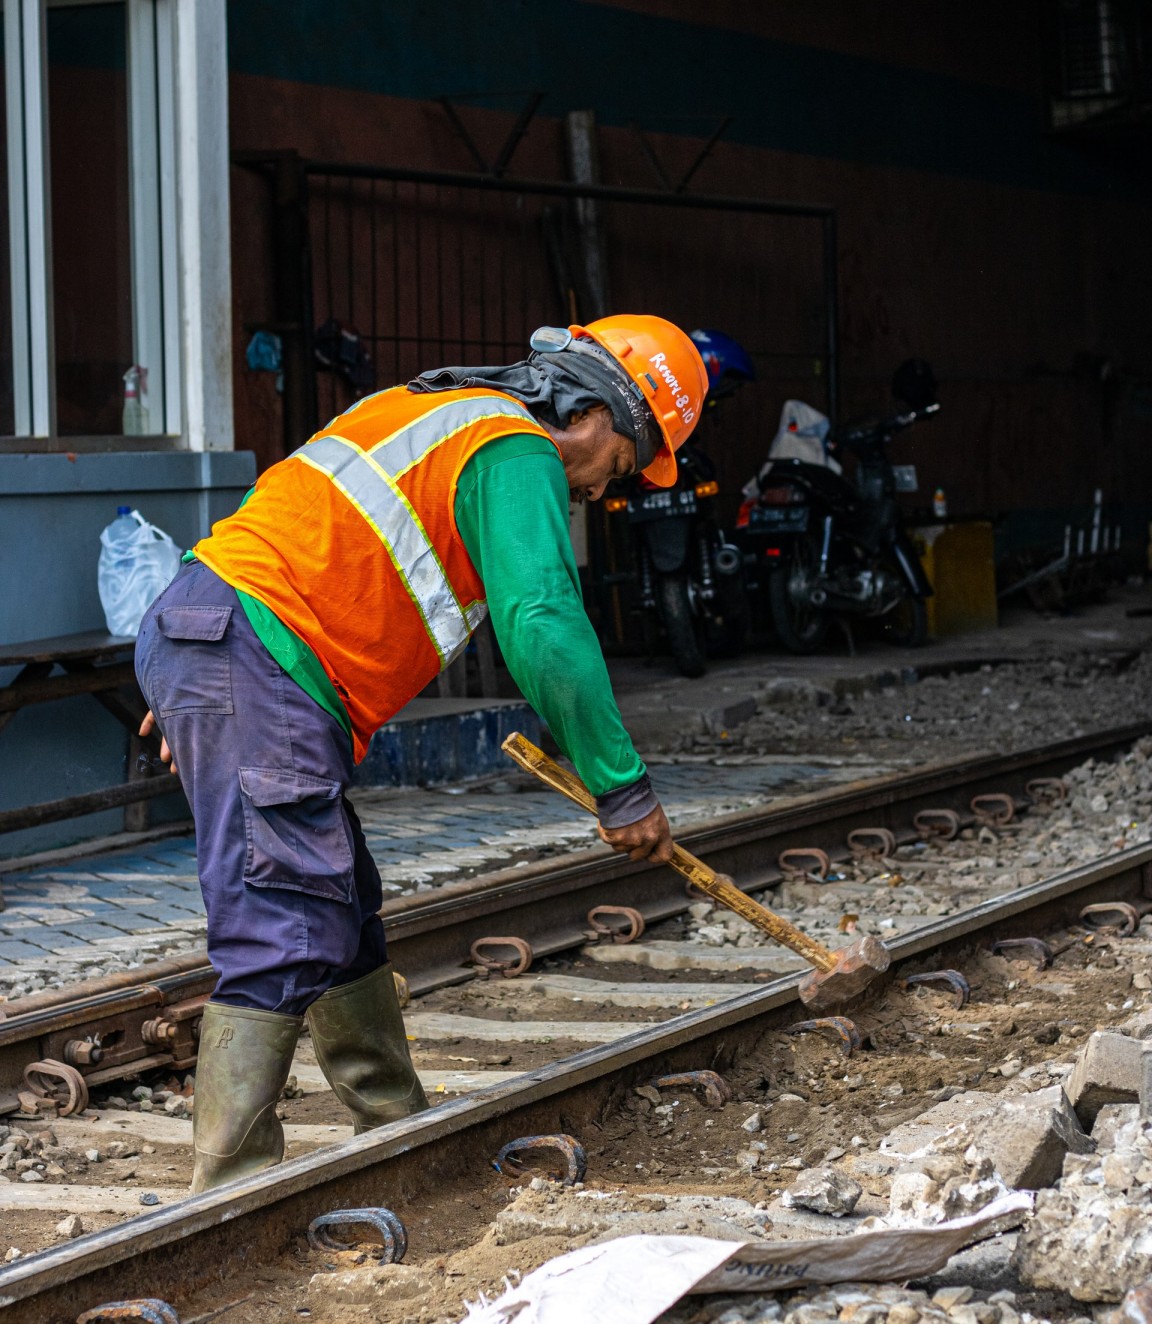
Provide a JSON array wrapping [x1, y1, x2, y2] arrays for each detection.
[[502, 732, 836, 974]]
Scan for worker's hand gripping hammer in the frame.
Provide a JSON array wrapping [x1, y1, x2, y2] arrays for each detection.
[[502, 733, 890, 1012]]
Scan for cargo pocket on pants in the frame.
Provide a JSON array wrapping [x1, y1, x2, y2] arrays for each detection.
[[154, 604, 234, 716], [238, 767, 355, 904]]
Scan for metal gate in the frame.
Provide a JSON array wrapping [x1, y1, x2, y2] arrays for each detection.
[[237, 148, 838, 648]]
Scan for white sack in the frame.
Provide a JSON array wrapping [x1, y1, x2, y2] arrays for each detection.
[[462, 1192, 1032, 1324]]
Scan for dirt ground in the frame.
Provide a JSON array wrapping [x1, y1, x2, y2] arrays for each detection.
[[6, 909, 1145, 1324], [6, 645, 1152, 1320], [172, 918, 1149, 1324]]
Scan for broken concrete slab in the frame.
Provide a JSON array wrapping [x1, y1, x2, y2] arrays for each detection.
[[1013, 1115, 1152, 1302], [888, 1157, 1011, 1226], [702, 694, 759, 736], [1066, 1031, 1143, 1126], [781, 1167, 862, 1217], [881, 1084, 1092, 1189], [1093, 1103, 1141, 1149]]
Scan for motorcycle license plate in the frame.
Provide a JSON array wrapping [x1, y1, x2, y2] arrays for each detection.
[[892, 464, 918, 494], [627, 489, 697, 522], [748, 505, 808, 532]]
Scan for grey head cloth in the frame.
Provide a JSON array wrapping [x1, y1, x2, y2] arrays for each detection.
[[408, 328, 662, 469]]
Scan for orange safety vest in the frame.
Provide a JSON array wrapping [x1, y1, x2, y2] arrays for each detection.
[[194, 386, 556, 760]]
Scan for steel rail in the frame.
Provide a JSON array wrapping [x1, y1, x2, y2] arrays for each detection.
[[1, 721, 1147, 1112], [3, 835, 1150, 1321]]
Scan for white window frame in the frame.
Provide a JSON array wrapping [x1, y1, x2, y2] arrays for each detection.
[[2, 0, 232, 449]]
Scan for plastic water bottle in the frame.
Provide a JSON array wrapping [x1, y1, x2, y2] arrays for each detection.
[[104, 506, 136, 550], [98, 507, 141, 635], [97, 506, 181, 635]]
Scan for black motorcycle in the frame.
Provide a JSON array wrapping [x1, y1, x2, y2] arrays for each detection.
[[735, 404, 938, 654], [606, 442, 747, 677]]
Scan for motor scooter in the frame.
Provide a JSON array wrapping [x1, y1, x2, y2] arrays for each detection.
[[606, 441, 747, 677], [734, 393, 938, 654]]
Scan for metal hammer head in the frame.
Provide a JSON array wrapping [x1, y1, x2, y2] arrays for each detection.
[[797, 934, 891, 1012]]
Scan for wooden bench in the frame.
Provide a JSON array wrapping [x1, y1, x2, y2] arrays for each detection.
[[0, 631, 183, 839]]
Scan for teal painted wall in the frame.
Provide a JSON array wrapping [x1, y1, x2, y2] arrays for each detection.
[[226, 0, 1143, 199], [0, 453, 255, 860]]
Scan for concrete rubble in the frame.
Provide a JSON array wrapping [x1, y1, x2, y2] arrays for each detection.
[[1013, 1115, 1152, 1301], [880, 1084, 1093, 1192], [1065, 1030, 1144, 1125], [635, 1279, 1069, 1324], [781, 1167, 863, 1217], [1109, 1282, 1152, 1324], [308, 1261, 436, 1307]]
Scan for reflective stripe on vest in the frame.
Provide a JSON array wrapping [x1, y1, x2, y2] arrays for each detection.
[[291, 395, 534, 665]]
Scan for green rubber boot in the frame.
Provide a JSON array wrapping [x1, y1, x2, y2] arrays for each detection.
[[190, 1003, 302, 1193], [306, 963, 429, 1133]]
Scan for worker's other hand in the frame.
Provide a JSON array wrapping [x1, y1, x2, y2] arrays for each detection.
[[139, 709, 178, 776], [598, 804, 673, 863]]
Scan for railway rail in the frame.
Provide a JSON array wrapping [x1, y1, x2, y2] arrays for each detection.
[[2, 834, 1150, 1319], [0, 721, 1150, 1320], [1, 722, 1146, 1117]]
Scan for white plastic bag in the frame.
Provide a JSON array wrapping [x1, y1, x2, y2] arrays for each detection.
[[97, 508, 183, 636], [743, 399, 842, 499]]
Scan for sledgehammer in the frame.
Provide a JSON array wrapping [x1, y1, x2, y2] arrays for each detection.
[[502, 732, 890, 1012]]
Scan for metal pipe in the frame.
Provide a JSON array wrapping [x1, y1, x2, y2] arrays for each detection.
[[820, 514, 834, 574], [233, 151, 835, 220], [822, 211, 840, 419]]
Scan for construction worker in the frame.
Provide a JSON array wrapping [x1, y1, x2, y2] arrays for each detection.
[[134, 315, 709, 1191]]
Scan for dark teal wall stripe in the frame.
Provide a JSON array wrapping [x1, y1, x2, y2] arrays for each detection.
[[226, 0, 1143, 199]]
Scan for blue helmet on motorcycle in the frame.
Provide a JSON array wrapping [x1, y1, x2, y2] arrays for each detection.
[[689, 329, 756, 401]]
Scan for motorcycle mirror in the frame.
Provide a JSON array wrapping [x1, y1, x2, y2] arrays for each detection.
[[891, 358, 938, 410]]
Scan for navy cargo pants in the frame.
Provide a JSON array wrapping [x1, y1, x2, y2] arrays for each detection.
[[135, 562, 387, 1013]]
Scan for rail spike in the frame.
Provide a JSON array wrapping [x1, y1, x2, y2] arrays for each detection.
[[901, 969, 971, 1009], [307, 1207, 407, 1263], [648, 1070, 733, 1108], [492, 1134, 587, 1186], [847, 828, 896, 859], [586, 905, 645, 944], [913, 808, 961, 841], [970, 793, 1015, 827], [778, 848, 831, 881], [24, 1058, 88, 1117], [469, 936, 532, 979], [76, 1302, 180, 1324], [785, 1016, 862, 1058]]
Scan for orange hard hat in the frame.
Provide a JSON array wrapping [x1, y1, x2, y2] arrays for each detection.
[[571, 314, 709, 487]]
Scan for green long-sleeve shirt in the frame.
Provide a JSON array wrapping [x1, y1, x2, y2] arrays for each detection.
[[225, 433, 647, 804], [454, 433, 645, 799]]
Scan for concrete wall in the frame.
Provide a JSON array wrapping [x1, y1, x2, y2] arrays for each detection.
[[0, 451, 254, 859], [225, 0, 1152, 552]]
